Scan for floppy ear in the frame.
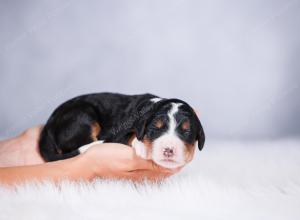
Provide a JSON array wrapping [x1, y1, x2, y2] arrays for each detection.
[[133, 100, 159, 140], [193, 109, 200, 117], [196, 118, 205, 151], [189, 107, 205, 151], [134, 113, 148, 140]]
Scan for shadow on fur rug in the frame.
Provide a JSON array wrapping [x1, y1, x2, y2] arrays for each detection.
[[1, 139, 300, 220]]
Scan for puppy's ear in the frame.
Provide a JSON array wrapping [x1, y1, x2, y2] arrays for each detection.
[[134, 116, 148, 140], [134, 100, 158, 140], [193, 109, 200, 117], [188, 106, 205, 150], [196, 118, 205, 151]]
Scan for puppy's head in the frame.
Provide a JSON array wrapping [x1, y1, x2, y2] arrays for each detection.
[[133, 98, 205, 169]]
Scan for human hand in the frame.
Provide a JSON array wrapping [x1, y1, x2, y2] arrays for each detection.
[[80, 143, 183, 182]]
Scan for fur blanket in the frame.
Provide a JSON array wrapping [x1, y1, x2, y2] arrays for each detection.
[[1, 140, 300, 220]]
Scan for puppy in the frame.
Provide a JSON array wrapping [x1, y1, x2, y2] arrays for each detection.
[[39, 93, 205, 169]]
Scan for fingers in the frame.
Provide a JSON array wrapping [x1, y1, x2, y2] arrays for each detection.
[[128, 160, 183, 182], [130, 153, 183, 172], [119, 169, 174, 182], [92, 167, 174, 183], [106, 161, 182, 182]]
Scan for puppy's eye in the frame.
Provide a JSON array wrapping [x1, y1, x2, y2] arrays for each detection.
[[154, 119, 164, 129], [181, 121, 190, 131]]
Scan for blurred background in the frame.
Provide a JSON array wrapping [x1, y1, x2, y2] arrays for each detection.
[[0, 0, 299, 140]]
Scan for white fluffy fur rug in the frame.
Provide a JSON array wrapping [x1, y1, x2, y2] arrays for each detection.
[[1, 139, 300, 220]]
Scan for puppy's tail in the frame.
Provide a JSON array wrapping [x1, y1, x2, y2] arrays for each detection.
[[39, 127, 79, 162]]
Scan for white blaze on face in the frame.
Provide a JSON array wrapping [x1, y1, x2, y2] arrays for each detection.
[[151, 102, 185, 169], [150, 97, 162, 103]]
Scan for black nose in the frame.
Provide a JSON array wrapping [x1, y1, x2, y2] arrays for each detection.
[[163, 148, 174, 158]]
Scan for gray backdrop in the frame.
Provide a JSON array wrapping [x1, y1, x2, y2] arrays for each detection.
[[0, 0, 299, 140]]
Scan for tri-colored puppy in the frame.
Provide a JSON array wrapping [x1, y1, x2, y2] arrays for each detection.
[[39, 93, 205, 169]]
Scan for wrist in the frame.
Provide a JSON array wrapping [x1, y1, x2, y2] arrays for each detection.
[[64, 154, 96, 181]]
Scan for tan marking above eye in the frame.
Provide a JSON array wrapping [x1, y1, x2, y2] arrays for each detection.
[[154, 119, 164, 129], [181, 121, 190, 130]]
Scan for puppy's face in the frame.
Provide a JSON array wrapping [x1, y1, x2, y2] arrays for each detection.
[[133, 99, 205, 169]]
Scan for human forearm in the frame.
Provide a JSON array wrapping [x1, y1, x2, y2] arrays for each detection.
[[0, 126, 180, 186], [0, 154, 93, 185]]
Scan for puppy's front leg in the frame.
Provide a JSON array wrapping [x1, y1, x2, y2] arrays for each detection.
[[78, 140, 104, 153], [131, 138, 149, 159]]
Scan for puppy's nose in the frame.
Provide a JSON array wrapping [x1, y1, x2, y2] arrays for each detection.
[[163, 147, 174, 158]]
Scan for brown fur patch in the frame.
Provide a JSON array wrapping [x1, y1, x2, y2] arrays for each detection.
[[91, 122, 101, 141], [142, 138, 153, 159], [184, 143, 196, 163], [154, 119, 164, 129], [128, 134, 136, 146]]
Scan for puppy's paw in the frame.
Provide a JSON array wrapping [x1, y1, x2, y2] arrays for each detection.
[[78, 140, 104, 153], [132, 138, 148, 159]]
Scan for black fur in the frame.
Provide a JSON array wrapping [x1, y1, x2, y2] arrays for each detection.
[[39, 93, 205, 161]]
